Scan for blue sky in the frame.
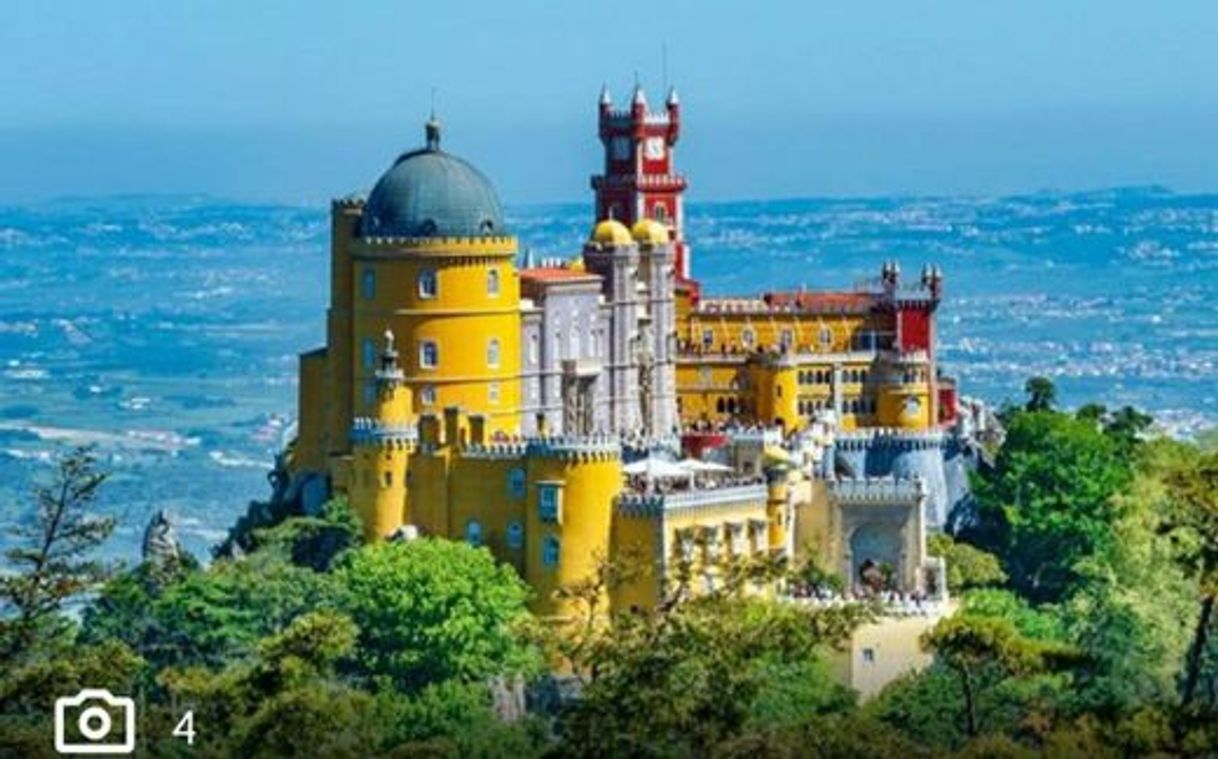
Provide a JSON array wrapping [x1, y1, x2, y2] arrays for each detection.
[[2, 1, 1217, 204]]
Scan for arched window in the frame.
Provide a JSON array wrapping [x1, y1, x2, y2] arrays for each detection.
[[418, 268, 438, 298], [419, 340, 438, 369], [819, 326, 833, 346], [420, 384, 436, 406], [487, 338, 501, 368], [362, 337, 376, 370], [716, 398, 726, 414], [361, 268, 376, 300], [487, 268, 500, 298], [528, 334, 539, 365], [741, 328, 755, 348], [727, 398, 737, 414], [653, 203, 668, 222], [542, 535, 560, 567], [508, 468, 526, 498], [465, 520, 482, 547], [506, 521, 524, 550], [488, 382, 500, 404]]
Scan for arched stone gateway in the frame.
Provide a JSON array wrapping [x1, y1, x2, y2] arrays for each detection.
[[850, 522, 904, 589]]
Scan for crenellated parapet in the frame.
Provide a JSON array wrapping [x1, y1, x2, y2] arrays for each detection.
[[828, 476, 927, 504], [349, 418, 418, 448], [615, 481, 769, 518], [332, 194, 366, 210], [835, 428, 945, 452], [457, 441, 529, 460], [526, 435, 621, 462]]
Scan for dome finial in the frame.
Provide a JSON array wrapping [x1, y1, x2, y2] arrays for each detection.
[[425, 117, 441, 151], [425, 86, 441, 150], [600, 83, 612, 106]]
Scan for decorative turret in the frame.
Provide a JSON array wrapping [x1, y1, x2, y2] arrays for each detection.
[[921, 264, 944, 299], [350, 330, 415, 540], [666, 87, 681, 141], [592, 80, 693, 281]]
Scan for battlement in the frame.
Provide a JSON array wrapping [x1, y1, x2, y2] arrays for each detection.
[[592, 173, 687, 190], [457, 441, 529, 460], [356, 234, 517, 250], [827, 476, 926, 504], [332, 194, 366, 209], [616, 481, 768, 517], [526, 435, 621, 461], [835, 428, 946, 451], [349, 418, 417, 447]]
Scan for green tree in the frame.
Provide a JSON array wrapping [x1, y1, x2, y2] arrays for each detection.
[[83, 548, 338, 670], [335, 539, 538, 691], [247, 496, 362, 571], [1157, 446, 1218, 709], [553, 553, 869, 756], [1063, 444, 1195, 715], [155, 611, 377, 756], [928, 534, 1008, 593], [969, 410, 1130, 602], [0, 446, 113, 663], [1023, 377, 1057, 413], [921, 615, 1078, 738]]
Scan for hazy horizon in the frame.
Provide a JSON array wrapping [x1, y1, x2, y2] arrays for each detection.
[[4, 2, 1218, 205]]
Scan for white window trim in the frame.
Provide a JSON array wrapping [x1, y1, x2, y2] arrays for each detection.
[[418, 268, 438, 299]]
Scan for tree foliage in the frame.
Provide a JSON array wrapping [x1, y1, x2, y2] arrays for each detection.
[[928, 533, 1007, 593], [335, 538, 539, 692], [968, 410, 1130, 603], [0, 446, 113, 663]]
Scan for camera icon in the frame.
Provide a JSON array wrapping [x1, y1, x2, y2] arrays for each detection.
[[54, 689, 136, 755]]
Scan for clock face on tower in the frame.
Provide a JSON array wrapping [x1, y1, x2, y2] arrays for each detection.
[[611, 136, 631, 161], [644, 136, 666, 160]]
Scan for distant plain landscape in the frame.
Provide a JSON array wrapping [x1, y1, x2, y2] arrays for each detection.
[[0, 187, 1214, 559]]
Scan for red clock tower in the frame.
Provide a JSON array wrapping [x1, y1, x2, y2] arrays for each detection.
[[592, 84, 693, 281]]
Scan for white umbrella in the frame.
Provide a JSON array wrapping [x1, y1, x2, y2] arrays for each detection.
[[677, 458, 732, 473], [623, 456, 689, 479]]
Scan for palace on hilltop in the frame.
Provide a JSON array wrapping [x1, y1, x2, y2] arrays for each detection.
[[286, 86, 994, 688]]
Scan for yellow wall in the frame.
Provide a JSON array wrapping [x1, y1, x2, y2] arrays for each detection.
[[294, 349, 328, 473], [448, 454, 528, 577], [324, 201, 362, 458], [676, 358, 750, 425], [524, 449, 622, 620], [682, 309, 880, 354], [610, 513, 664, 611], [830, 613, 947, 701], [349, 236, 522, 435]]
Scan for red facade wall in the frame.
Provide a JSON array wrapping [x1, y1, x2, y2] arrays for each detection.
[[898, 307, 932, 353]]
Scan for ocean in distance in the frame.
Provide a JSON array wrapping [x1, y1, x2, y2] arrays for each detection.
[[0, 186, 1214, 560]]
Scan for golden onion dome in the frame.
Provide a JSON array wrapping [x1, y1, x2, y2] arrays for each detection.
[[631, 218, 671, 244], [591, 218, 633, 245], [567, 257, 587, 272]]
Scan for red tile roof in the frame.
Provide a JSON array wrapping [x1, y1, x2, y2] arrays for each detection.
[[520, 267, 601, 283], [762, 291, 877, 311]]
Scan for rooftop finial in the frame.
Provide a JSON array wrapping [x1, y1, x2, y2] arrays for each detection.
[[632, 73, 646, 106], [600, 83, 612, 106], [425, 87, 441, 150]]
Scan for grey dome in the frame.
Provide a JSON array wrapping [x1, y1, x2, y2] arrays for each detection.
[[361, 121, 506, 239]]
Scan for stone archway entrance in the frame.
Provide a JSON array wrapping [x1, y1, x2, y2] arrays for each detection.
[[850, 522, 903, 590]]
